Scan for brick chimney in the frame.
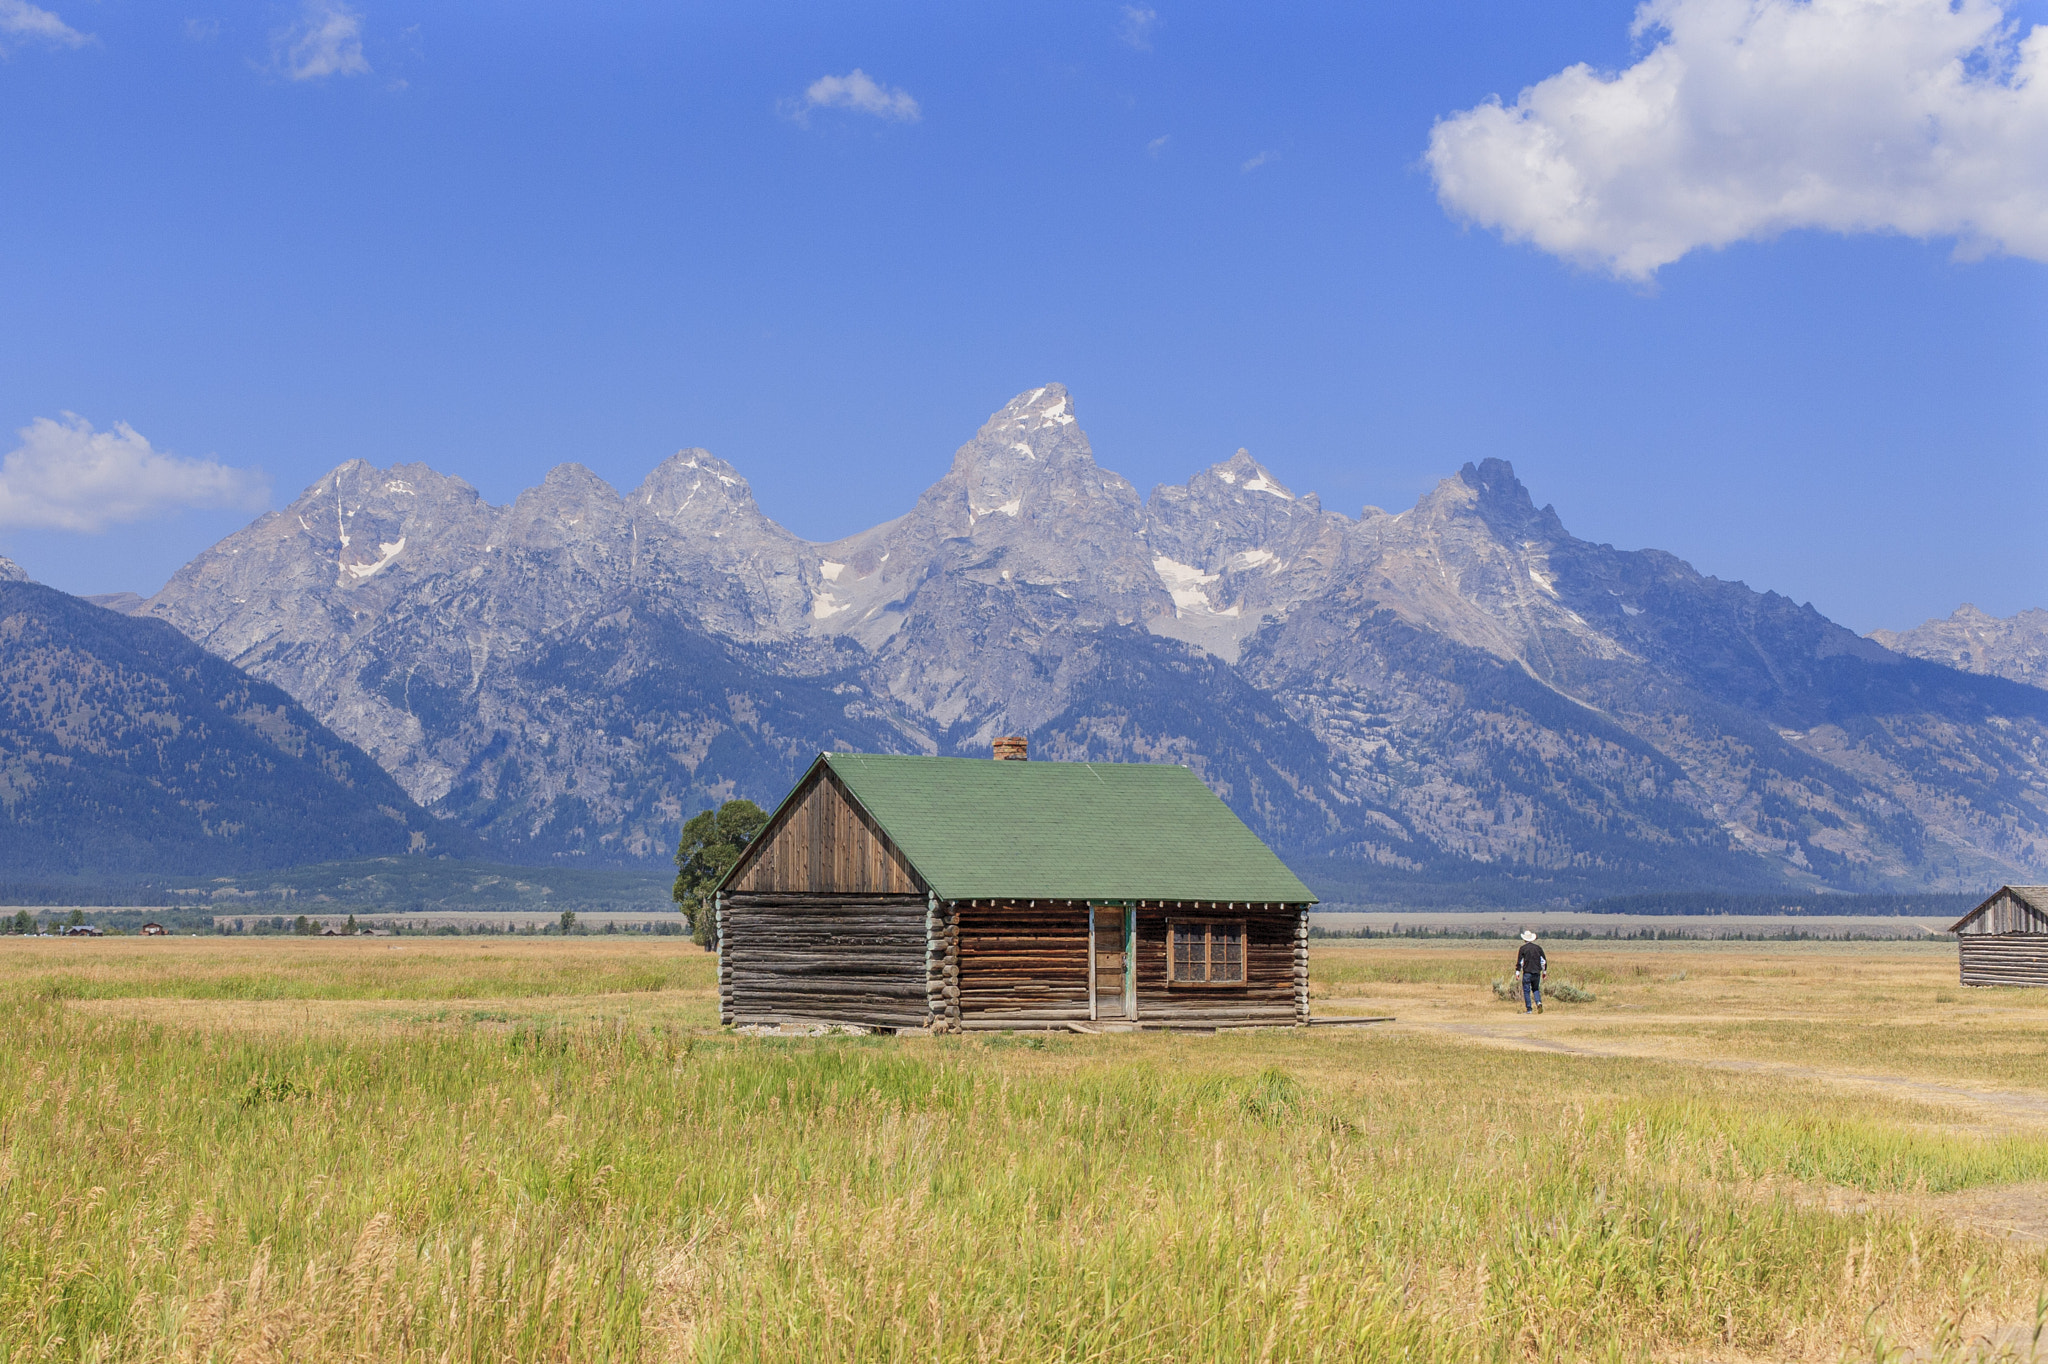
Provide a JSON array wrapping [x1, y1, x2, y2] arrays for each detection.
[[992, 735, 1028, 761]]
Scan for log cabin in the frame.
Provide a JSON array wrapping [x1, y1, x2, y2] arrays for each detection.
[[1949, 886, 2048, 988], [712, 740, 1318, 1032]]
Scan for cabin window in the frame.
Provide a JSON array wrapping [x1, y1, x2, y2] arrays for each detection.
[[1169, 922, 1245, 984]]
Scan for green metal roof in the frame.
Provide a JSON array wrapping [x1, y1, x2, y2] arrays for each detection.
[[815, 752, 1316, 904]]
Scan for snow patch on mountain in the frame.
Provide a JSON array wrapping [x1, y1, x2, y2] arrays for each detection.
[[342, 537, 406, 581], [1152, 555, 1229, 616]]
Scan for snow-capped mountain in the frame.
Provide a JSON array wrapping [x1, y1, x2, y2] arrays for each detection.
[[140, 385, 2048, 893]]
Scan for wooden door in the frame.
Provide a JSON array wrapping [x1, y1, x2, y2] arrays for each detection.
[[1091, 906, 1129, 1020]]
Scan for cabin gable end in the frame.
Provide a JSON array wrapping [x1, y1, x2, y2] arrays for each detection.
[[722, 758, 926, 897], [1950, 886, 2048, 937]]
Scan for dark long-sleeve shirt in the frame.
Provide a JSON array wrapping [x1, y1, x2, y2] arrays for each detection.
[[1516, 941, 1546, 977]]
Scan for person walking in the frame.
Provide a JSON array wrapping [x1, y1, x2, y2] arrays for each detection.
[[1515, 930, 1547, 1013]]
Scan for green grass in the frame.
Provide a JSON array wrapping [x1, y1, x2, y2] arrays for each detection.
[[1592, 1017, 2048, 1091], [1, 1009, 2044, 1361], [3, 938, 2047, 1361]]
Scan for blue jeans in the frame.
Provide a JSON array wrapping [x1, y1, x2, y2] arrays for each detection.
[[1521, 973, 1542, 1011]]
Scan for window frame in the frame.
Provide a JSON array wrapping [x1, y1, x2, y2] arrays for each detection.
[[1166, 919, 1248, 988]]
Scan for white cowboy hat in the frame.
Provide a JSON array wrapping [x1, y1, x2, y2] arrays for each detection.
[[1520, 930, 1537, 942]]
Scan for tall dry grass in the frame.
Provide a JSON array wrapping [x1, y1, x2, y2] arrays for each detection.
[[3, 935, 716, 1003], [0, 938, 2045, 1360]]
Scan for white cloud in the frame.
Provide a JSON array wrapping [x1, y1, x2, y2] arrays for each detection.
[[277, 0, 369, 81], [1427, 0, 2048, 280], [788, 69, 920, 125], [0, 415, 269, 533], [0, 0, 89, 51], [1240, 150, 1276, 173], [1120, 6, 1160, 51], [1147, 134, 1171, 157]]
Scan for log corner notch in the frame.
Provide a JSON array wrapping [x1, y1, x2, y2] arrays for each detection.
[[1294, 907, 1310, 1027], [716, 892, 732, 1027], [710, 748, 1319, 1033], [926, 895, 963, 1034]]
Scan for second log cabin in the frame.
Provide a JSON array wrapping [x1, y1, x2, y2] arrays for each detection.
[[1949, 886, 2048, 988], [713, 740, 1318, 1032]]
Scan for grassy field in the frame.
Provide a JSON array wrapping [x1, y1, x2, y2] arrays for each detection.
[[2, 936, 2046, 1361]]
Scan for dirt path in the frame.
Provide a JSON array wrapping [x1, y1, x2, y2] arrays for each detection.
[[1409, 1018, 2048, 1264], [1406, 1019, 2048, 1130]]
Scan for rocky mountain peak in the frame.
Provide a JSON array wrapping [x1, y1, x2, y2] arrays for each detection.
[[301, 458, 482, 512], [1206, 448, 1296, 501], [1458, 456, 1520, 495], [1147, 448, 1329, 568], [279, 460, 492, 588], [632, 449, 771, 530], [1454, 457, 1563, 534], [981, 382, 1082, 441], [500, 464, 629, 553], [1394, 458, 1562, 548], [1870, 602, 2048, 690], [915, 386, 1142, 540], [0, 555, 28, 583]]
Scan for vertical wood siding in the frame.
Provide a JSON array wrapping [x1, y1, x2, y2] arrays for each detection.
[[1955, 890, 2048, 936], [728, 767, 922, 895], [1958, 934, 2048, 987]]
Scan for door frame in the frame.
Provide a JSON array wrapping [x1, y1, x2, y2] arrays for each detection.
[[1123, 905, 1137, 1019], [1088, 906, 1097, 1021], [1088, 904, 1139, 1023]]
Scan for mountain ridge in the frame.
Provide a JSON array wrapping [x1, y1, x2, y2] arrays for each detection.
[[1871, 605, 2048, 692], [0, 581, 465, 875], [135, 385, 2048, 892]]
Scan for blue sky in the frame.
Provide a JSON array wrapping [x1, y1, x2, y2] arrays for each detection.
[[1, 0, 2043, 633]]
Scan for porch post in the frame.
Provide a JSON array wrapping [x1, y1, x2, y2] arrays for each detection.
[[1088, 905, 1098, 1022], [1124, 905, 1137, 1020]]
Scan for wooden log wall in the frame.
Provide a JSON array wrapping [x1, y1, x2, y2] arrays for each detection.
[[1132, 904, 1301, 1027], [723, 892, 932, 1029], [950, 900, 1309, 1029], [727, 767, 922, 896], [956, 900, 1092, 1027], [1959, 934, 2048, 988]]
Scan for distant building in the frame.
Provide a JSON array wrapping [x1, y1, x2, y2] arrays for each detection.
[[139, 922, 169, 936], [1949, 886, 2048, 987], [713, 740, 1317, 1033]]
